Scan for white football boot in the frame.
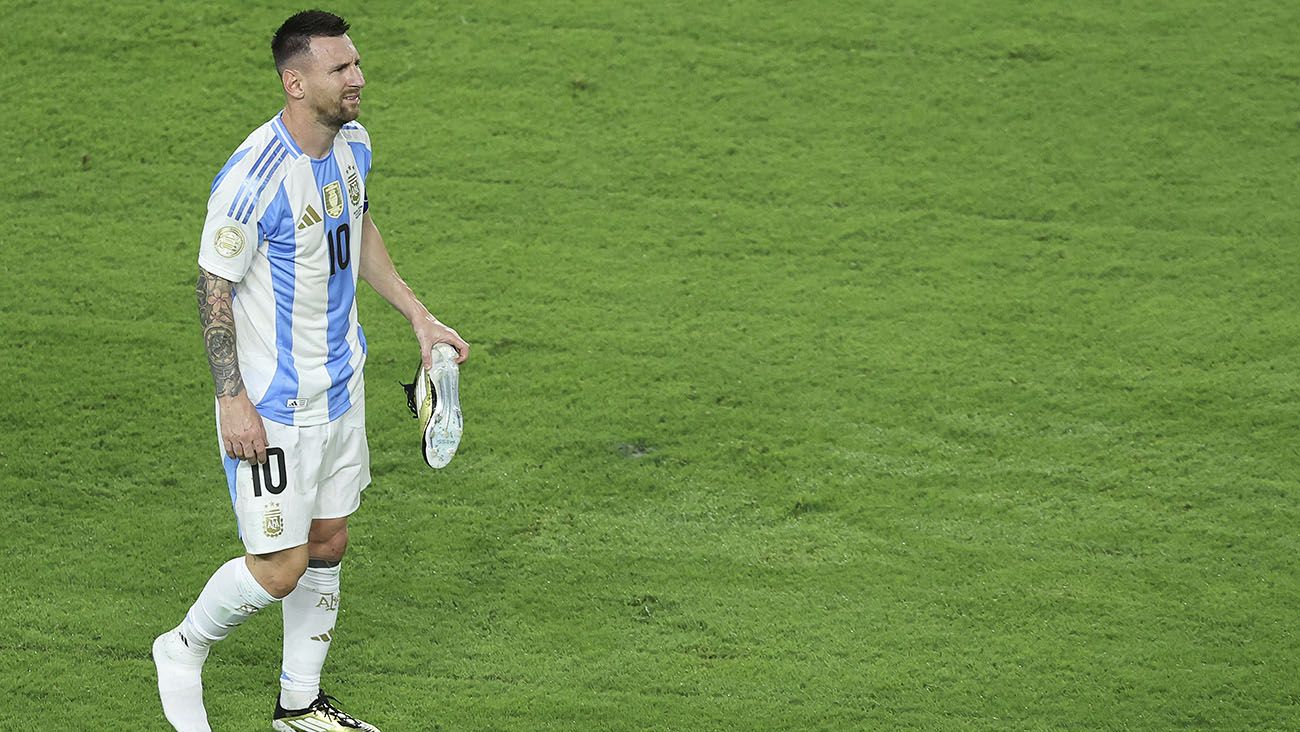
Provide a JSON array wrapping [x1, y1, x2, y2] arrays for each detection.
[[403, 342, 463, 468]]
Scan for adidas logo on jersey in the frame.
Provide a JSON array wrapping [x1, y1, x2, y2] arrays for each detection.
[[296, 205, 323, 231]]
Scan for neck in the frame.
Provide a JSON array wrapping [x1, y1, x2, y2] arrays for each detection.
[[280, 105, 338, 159]]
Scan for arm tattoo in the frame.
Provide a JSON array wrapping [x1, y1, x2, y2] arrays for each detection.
[[196, 269, 246, 398]]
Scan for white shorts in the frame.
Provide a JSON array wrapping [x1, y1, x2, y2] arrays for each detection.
[[216, 399, 371, 555]]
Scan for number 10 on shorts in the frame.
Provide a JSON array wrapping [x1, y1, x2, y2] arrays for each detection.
[[251, 447, 288, 496]]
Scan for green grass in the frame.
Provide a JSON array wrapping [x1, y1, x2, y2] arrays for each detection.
[[4, 0, 1300, 728]]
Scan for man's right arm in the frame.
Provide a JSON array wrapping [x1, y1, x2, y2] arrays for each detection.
[[196, 268, 245, 398], [196, 268, 268, 464]]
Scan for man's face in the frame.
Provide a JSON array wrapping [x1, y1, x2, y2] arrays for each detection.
[[299, 34, 365, 126]]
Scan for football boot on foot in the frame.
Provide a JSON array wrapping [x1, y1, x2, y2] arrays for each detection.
[[272, 691, 381, 731]]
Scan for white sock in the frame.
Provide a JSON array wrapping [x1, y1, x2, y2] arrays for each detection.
[[280, 562, 341, 710], [180, 556, 278, 650], [156, 557, 277, 732]]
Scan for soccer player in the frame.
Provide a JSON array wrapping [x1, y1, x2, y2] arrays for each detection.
[[152, 10, 468, 732]]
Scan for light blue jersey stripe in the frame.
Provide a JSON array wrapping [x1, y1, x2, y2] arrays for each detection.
[[310, 155, 357, 420], [255, 185, 300, 422]]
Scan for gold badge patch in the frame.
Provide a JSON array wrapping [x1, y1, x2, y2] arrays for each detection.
[[345, 165, 361, 207], [323, 181, 344, 218], [263, 502, 284, 538], [213, 225, 245, 258]]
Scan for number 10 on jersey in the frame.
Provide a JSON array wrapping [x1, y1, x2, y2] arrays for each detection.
[[328, 223, 351, 275]]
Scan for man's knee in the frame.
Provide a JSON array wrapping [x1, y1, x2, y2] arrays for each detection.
[[245, 545, 309, 598], [308, 518, 349, 563]]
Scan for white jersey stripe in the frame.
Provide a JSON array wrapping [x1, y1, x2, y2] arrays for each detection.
[[255, 185, 300, 414]]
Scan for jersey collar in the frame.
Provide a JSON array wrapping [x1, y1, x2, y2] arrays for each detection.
[[272, 112, 305, 159]]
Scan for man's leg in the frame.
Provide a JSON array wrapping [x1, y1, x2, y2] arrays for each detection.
[[279, 517, 349, 710], [271, 400, 377, 729], [154, 547, 309, 732]]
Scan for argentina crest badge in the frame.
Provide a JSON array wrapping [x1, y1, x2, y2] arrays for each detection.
[[345, 164, 361, 208], [263, 502, 284, 538]]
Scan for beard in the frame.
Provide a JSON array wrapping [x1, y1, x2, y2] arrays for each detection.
[[322, 104, 358, 128], [312, 93, 360, 128]]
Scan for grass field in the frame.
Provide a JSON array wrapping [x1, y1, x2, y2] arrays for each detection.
[[5, 1, 1300, 729]]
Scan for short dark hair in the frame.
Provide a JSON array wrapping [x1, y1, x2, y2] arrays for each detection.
[[272, 10, 350, 72]]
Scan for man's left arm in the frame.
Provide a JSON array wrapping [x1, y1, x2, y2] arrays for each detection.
[[358, 211, 469, 368]]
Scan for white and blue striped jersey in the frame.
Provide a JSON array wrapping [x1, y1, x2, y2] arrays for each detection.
[[198, 112, 372, 426]]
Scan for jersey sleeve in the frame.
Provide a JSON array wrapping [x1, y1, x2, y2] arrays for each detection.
[[197, 146, 263, 282]]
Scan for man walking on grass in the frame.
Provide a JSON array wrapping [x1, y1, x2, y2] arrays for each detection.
[[152, 10, 468, 731]]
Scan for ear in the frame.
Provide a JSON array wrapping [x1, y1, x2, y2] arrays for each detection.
[[281, 68, 305, 100]]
